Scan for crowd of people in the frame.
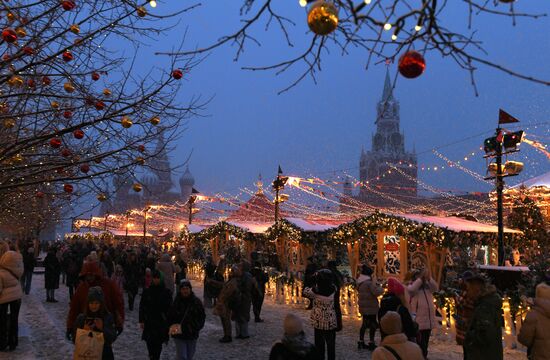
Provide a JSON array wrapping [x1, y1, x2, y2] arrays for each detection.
[[0, 238, 550, 359]]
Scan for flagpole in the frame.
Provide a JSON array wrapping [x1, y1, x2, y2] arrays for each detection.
[[495, 126, 505, 266]]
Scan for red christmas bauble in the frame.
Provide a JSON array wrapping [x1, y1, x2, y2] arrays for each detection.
[[94, 157, 102, 164], [62, 51, 73, 62], [95, 101, 105, 111], [172, 69, 183, 80], [138, 145, 146, 153], [63, 110, 72, 119], [85, 97, 95, 107], [73, 129, 84, 139], [2, 28, 17, 43], [42, 76, 51, 86], [36, 191, 45, 198], [23, 46, 34, 55], [61, 148, 72, 157], [56, 167, 65, 174], [91, 72, 100, 81], [80, 164, 90, 173], [63, 184, 73, 193], [398, 50, 426, 79], [49, 138, 62, 148], [2, 54, 10, 62], [27, 79, 36, 88], [61, 1, 76, 11]]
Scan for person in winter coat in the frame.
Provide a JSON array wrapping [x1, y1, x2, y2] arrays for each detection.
[[144, 268, 152, 289], [213, 265, 242, 343], [203, 256, 217, 308], [406, 268, 438, 358], [21, 246, 36, 295], [139, 270, 172, 360], [73, 286, 117, 360], [378, 278, 417, 342], [372, 311, 424, 360], [123, 252, 141, 311], [111, 265, 125, 292], [269, 313, 321, 360], [65, 250, 81, 300], [168, 279, 206, 360], [251, 262, 269, 323], [454, 271, 476, 347], [0, 250, 24, 351], [357, 265, 384, 350], [232, 260, 256, 339], [156, 253, 176, 296], [67, 261, 125, 341], [174, 252, 187, 285], [518, 281, 550, 360], [303, 269, 342, 360], [463, 275, 503, 360], [44, 248, 61, 302]]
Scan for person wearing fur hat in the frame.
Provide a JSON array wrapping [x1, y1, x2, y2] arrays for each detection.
[[357, 264, 384, 350], [139, 269, 172, 360], [73, 286, 117, 360], [378, 278, 417, 342], [67, 261, 125, 341], [269, 313, 320, 360], [44, 247, 61, 302], [0, 249, 23, 351], [303, 269, 342, 360], [518, 281, 550, 360], [168, 279, 206, 360], [156, 253, 176, 296], [372, 311, 424, 360], [463, 274, 503, 360]]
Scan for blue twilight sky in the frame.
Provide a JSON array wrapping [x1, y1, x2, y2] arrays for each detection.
[[80, 1, 550, 218]]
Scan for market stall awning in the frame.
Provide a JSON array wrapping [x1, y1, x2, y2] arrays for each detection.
[[285, 217, 348, 232], [188, 224, 207, 234], [226, 221, 272, 234], [394, 213, 522, 234], [65, 230, 153, 237]]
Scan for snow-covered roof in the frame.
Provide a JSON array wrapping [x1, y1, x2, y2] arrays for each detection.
[[226, 221, 272, 234], [285, 217, 346, 232], [65, 230, 153, 237], [394, 213, 522, 234], [510, 171, 550, 189], [187, 224, 206, 234]]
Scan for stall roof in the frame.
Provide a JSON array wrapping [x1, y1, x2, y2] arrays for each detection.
[[65, 230, 153, 237], [510, 171, 550, 189], [285, 218, 347, 232], [394, 213, 522, 234], [226, 221, 272, 234], [188, 224, 206, 234]]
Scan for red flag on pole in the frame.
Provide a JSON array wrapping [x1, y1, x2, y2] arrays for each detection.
[[499, 109, 519, 124]]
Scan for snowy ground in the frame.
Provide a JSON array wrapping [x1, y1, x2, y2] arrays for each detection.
[[2, 272, 526, 360]]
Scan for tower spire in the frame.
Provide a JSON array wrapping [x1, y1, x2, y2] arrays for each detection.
[[382, 67, 393, 102]]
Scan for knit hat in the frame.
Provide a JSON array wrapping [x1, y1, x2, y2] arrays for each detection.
[[536, 282, 550, 300], [380, 311, 402, 335], [179, 279, 192, 289], [88, 286, 104, 303], [387, 278, 404, 296], [283, 313, 303, 336]]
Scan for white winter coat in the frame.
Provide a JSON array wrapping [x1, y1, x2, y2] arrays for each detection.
[[406, 278, 438, 330], [0, 251, 23, 304]]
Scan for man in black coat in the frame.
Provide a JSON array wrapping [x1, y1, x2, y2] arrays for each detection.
[[21, 243, 36, 295], [232, 261, 256, 339], [251, 262, 268, 322]]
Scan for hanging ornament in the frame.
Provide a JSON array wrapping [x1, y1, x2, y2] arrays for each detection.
[[42, 76, 51, 86], [27, 79, 36, 88], [50, 138, 62, 148], [307, 1, 339, 36], [22, 47, 34, 55], [64, 82, 75, 93], [2, 54, 10, 62], [137, 6, 147, 17], [62, 51, 73, 62], [8, 75, 24, 87], [51, 101, 60, 109], [150, 116, 160, 126], [91, 72, 100, 81], [136, 157, 145, 165], [2, 28, 17, 43], [12, 154, 23, 163], [121, 116, 133, 128], [61, 148, 72, 157], [63, 184, 74, 193], [6, 13, 15, 23], [97, 193, 107, 202], [132, 183, 142, 192], [63, 110, 73, 119], [73, 38, 83, 46], [15, 27, 26, 38], [103, 88, 112, 97], [61, 1, 76, 11], [70, 24, 80, 34], [95, 101, 105, 111], [36, 191, 45, 198], [398, 50, 426, 79], [172, 69, 183, 80], [3, 118, 15, 129], [138, 144, 146, 153], [80, 164, 90, 173], [94, 157, 102, 164], [73, 129, 84, 139]]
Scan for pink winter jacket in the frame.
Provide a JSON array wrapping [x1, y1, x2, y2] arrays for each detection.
[[0, 251, 24, 304], [406, 278, 438, 330]]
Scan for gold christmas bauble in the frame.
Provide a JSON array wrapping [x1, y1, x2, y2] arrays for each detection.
[[70, 24, 80, 34], [7, 13, 15, 23], [136, 156, 145, 165], [64, 82, 75, 93], [121, 116, 133, 128], [103, 88, 112, 97], [150, 116, 160, 126], [12, 153, 23, 163], [15, 27, 27, 38], [3, 118, 15, 129], [137, 6, 147, 17], [307, 0, 339, 36], [132, 183, 142, 192], [51, 101, 60, 109], [8, 75, 24, 87], [97, 193, 107, 201]]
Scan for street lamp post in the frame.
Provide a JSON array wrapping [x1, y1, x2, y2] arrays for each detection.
[[272, 166, 289, 223], [125, 211, 130, 240], [188, 194, 197, 225]]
